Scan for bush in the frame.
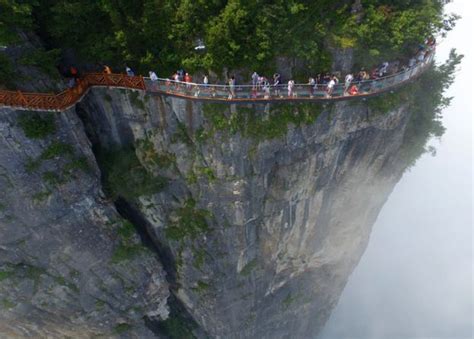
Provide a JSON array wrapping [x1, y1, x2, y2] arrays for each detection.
[[40, 141, 74, 160], [17, 112, 56, 139], [165, 199, 211, 242], [98, 147, 167, 200]]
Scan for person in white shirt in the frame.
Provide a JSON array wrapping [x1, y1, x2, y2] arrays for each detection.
[[149, 71, 158, 81], [327, 77, 336, 97], [288, 80, 295, 97], [344, 73, 353, 94]]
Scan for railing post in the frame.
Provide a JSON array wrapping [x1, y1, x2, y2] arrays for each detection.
[[17, 91, 28, 107]]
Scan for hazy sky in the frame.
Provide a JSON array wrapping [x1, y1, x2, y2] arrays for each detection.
[[319, 0, 473, 338]]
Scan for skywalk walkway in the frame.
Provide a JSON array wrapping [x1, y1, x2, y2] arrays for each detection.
[[0, 53, 434, 112]]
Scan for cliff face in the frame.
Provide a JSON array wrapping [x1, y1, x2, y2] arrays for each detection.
[[0, 107, 169, 337], [74, 88, 413, 338]]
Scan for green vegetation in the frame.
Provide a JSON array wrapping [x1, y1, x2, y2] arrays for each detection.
[[193, 248, 206, 270], [165, 199, 211, 242], [111, 219, 150, 263], [128, 91, 145, 110], [113, 323, 132, 335], [97, 147, 167, 200], [203, 103, 322, 142], [0, 53, 15, 89], [117, 220, 136, 240], [239, 258, 257, 276], [171, 121, 193, 146], [192, 280, 210, 293], [19, 48, 61, 78], [63, 156, 90, 173], [398, 49, 463, 167], [40, 141, 74, 160], [24, 157, 41, 173], [282, 292, 300, 310], [32, 190, 51, 202], [1, 299, 15, 309], [157, 314, 196, 339], [363, 49, 462, 168], [1, 0, 451, 79], [17, 112, 56, 139], [42, 171, 62, 186], [136, 137, 176, 169], [0, 269, 14, 281], [111, 243, 145, 263]]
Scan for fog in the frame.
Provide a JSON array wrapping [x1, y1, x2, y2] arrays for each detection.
[[319, 0, 473, 338]]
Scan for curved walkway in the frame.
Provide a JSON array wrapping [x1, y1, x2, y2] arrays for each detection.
[[0, 53, 434, 112]]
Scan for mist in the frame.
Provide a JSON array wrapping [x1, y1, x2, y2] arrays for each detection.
[[318, 0, 473, 338]]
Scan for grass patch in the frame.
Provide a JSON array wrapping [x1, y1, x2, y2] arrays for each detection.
[[193, 248, 206, 270], [64, 156, 90, 173], [117, 220, 135, 240], [24, 157, 41, 173], [40, 142, 74, 160], [282, 292, 300, 310], [42, 171, 63, 186], [197, 166, 216, 182], [171, 121, 192, 146], [202, 102, 323, 142], [164, 199, 211, 242], [104, 93, 113, 102], [1, 299, 15, 309], [136, 138, 175, 169], [156, 314, 195, 339], [97, 147, 168, 200], [32, 190, 51, 202], [114, 323, 132, 335], [129, 91, 145, 110], [111, 243, 145, 263], [17, 112, 56, 139], [19, 48, 60, 78], [192, 280, 210, 293], [240, 259, 257, 276], [0, 269, 14, 281]]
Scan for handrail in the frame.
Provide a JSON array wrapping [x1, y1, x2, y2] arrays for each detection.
[[0, 50, 434, 112]]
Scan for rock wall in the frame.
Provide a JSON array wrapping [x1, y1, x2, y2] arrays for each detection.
[[75, 87, 414, 338], [0, 107, 169, 337]]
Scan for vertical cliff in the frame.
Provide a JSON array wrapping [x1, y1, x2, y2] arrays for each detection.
[[0, 107, 169, 337], [74, 87, 416, 338]]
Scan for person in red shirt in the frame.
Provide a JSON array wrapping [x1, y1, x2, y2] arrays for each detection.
[[348, 84, 359, 96]]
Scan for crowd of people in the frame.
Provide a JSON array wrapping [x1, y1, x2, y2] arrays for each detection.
[[68, 36, 435, 100]]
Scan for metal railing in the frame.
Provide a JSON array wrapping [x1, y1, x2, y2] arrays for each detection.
[[144, 52, 434, 102], [0, 51, 434, 111]]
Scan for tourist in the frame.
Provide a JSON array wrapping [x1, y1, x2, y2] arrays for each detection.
[[344, 73, 353, 93], [378, 61, 389, 77], [417, 50, 426, 63], [70, 66, 78, 79], [257, 75, 264, 90], [229, 76, 236, 99], [103, 65, 112, 74], [287, 80, 295, 97], [125, 66, 135, 76], [327, 76, 336, 97], [273, 73, 281, 97], [149, 71, 158, 81], [263, 78, 271, 98], [177, 69, 185, 81], [184, 73, 192, 89], [203, 75, 209, 87], [252, 72, 259, 89], [348, 84, 359, 96], [308, 77, 316, 97]]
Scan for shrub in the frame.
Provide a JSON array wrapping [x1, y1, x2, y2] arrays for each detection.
[[165, 199, 211, 241], [98, 147, 167, 200], [40, 141, 74, 160], [17, 112, 56, 139]]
